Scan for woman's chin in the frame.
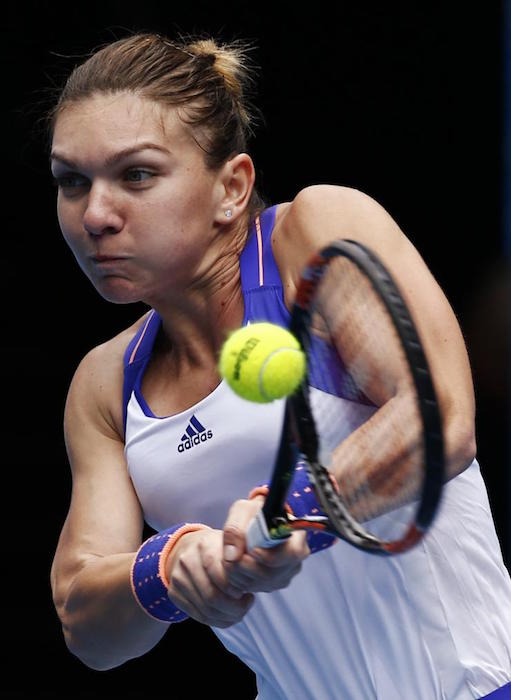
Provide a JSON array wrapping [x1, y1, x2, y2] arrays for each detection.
[[94, 278, 143, 305]]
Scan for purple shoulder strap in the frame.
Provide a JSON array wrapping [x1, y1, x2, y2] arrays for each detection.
[[240, 205, 281, 291], [122, 311, 161, 434]]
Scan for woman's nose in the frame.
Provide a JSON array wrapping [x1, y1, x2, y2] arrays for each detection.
[[83, 181, 124, 236]]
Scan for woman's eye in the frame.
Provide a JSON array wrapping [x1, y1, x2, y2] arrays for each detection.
[[124, 169, 154, 183], [53, 173, 88, 189]]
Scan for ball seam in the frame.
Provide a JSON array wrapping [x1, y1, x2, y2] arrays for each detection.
[[258, 347, 303, 401]]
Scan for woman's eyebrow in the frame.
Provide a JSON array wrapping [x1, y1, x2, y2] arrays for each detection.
[[49, 142, 172, 168]]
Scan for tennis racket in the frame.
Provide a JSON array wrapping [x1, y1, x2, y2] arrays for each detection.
[[246, 239, 445, 555]]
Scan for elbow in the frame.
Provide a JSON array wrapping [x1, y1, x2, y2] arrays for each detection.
[[57, 607, 105, 671], [56, 602, 129, 672], [52, 587, 105, 670], [64, 637, 104, 671], [444, 414, 477, 480], [63, 626, 130, 671], [75, 656, 125, 673], [57, 602, 157, 672]]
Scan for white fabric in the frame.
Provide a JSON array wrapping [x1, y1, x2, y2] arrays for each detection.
[[125, 381, 511, 699]]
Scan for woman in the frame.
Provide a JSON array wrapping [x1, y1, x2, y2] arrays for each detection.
[[50, 33, 511, 698]]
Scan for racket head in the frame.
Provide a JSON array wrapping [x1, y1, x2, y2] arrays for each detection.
[[289, 239, 445, 554], [248, 239, 445, 555]]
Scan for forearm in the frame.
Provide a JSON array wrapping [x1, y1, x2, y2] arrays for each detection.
[[333, 392, 433, 519], [332, 391, 476, 519], [57, 552, 169, 670]]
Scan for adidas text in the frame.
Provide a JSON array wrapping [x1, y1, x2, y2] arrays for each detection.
[[178, 430, 213, 452]]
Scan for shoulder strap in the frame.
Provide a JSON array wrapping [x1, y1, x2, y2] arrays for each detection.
[[122, 311, 162, 435], [240, 205, 281, 291]]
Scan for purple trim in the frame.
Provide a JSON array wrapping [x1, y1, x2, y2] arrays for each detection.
[[309, 335, 374, 405], [239, 216, 261, 291], [240, 205, 290, 327], [133, 368, 160, 419], [241, 286, 291, 327], [258, 205, 281, 286], [122, 312, 162, 432], [240, 205, 279, 291], [481, 681, 511, 699]]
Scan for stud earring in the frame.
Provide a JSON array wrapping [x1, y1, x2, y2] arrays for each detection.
[[225, 209, 233, 218]]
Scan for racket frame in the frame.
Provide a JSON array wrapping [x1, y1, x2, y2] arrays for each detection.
[[246, 239, 445, 555]]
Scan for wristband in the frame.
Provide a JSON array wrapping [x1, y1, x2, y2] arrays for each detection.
[[249, 462, 337, 554], [131, 523, 209, 623]]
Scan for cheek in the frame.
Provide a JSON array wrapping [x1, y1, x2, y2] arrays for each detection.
[[57, 199, 81, 251], [143, 229, 200, 274], [137, 189, 215, 259], [134, 223, 208, 293]]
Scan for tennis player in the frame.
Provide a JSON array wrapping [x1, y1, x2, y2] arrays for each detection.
[[49, 33, 511, 699]]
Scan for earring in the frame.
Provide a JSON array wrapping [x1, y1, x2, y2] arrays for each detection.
[[225, 209, 233, 218]]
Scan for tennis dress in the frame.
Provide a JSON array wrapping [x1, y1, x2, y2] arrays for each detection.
[[123, 206, 511, 700]]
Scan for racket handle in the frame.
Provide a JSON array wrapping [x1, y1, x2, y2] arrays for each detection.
[[246, 510, 286, 550]]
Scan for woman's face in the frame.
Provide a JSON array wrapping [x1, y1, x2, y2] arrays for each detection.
[[51, 92, 226, 305]]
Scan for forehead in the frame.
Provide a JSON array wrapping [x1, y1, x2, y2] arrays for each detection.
[[52, 92, 191, 156]]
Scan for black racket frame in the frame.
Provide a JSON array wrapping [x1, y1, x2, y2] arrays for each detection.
[[260, 239, 445, 554]]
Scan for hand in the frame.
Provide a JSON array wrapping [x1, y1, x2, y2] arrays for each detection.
[[165, 528, 254, 628], [222, 496, 310, 594]]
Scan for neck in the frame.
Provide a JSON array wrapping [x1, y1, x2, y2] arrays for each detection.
[[152, 218, 248, 363]]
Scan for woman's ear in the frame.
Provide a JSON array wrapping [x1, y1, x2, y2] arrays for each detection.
[[214, 153, 256, 225]]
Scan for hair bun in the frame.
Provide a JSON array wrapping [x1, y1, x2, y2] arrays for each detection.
[[188, 38, 247, 103]]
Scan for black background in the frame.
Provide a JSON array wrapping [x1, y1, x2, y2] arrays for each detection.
[[2, 2, 509, 698]]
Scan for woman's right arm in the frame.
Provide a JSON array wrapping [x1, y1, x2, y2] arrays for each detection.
[[51, 334, 308, 670], [51, 334, 262, 670], [50, 340, 171, 670]]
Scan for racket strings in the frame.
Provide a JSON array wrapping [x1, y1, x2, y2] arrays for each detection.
[[306, 257, 425, 535]]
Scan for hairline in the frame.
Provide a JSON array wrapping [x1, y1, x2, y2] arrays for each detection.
[[50, 89, 232, 170]]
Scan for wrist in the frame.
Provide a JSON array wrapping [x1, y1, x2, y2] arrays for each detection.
[[163, 526, 209, 583], [131, 523, 210, 623]]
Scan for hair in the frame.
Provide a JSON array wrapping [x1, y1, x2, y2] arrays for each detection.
[[47, 32, 266, 213]]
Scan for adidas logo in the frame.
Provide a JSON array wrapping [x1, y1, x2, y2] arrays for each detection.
[[177, 414, 213, 453]]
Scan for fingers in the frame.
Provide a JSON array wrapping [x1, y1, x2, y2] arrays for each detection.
[[225, 531, 308, 592], [166, 529, 255, 627], [165, 497, 311, 628], [250, 531, 310, 568], [225, 554, 303, 593], [223, 498, 310, 595], [170, 555, 254, 627], [223, 497, 265, 563]]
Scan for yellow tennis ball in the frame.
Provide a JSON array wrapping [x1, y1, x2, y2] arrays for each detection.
[[219, 322, 306, 403]]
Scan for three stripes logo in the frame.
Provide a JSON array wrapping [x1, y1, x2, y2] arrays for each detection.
[[177, 414, 213, 453]]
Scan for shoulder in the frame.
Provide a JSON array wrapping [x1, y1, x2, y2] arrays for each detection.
[[283, 183, 378, 213], [278, 185, 402, 247], [272, 185, 406, 293], [65, 311, 153, 440]]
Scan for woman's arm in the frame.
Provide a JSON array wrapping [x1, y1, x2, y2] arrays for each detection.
[[51, 333, 277, 669], [50, 340, 170, 670], [273, 185, 476, 482]]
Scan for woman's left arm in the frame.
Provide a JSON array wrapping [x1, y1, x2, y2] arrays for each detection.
[[273, 184, 476, 479]]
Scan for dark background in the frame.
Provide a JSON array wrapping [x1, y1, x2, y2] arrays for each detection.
[[2, 2, 508, 698]]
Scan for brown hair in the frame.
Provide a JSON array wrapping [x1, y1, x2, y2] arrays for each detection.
[[48, 32, 265, 212]]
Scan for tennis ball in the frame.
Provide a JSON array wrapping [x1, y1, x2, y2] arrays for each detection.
[[219, 322, 306, 403]]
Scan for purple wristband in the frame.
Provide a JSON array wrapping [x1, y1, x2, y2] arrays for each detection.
[[287, 463, 337, 553], [131, 523, 208, 623], [250, 462, 337, 554]]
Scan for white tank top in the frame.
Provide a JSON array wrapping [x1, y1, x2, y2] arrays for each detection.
[[123, 207, 511, 699]]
